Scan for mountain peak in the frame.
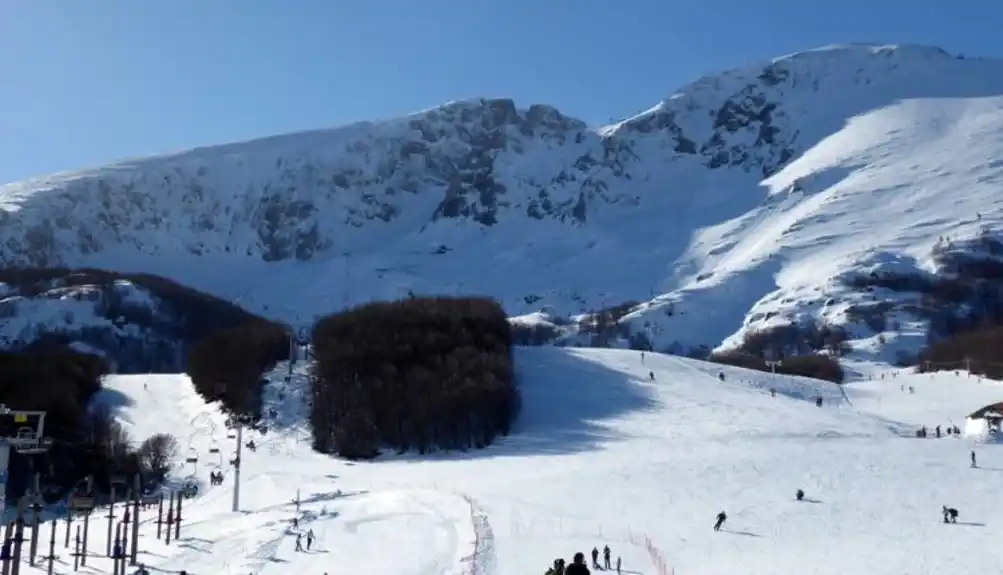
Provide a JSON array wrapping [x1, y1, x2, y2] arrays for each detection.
[[4, 43, 1003, 361]]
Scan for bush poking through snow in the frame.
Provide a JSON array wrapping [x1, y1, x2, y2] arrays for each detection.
[[185, 322, 290, 419], [310, 296, 519, 459]]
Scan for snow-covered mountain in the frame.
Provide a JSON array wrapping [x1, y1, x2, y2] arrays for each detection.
[[4, 43, 1003, 357]]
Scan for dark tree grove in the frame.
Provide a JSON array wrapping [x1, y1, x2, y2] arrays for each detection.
[[310, 296, 519, 459], [0, 347, 175, 501], [917, 325, 1003, 379], [185, 322, 290, 419], [707, 350, 845, 383]]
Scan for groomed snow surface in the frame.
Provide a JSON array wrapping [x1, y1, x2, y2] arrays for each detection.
[[40, 348, 1003, 575]]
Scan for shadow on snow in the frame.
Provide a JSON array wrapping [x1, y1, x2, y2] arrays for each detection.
[[374, 347, 658, 462]]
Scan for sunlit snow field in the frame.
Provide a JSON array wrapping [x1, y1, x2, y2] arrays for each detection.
[[23, 347, 1001, 575]]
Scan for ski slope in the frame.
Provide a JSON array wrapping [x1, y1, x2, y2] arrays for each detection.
[[35, 347, 1003, 575]]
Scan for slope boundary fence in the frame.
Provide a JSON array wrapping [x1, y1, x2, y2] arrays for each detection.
[[629, 530, 674, 575]]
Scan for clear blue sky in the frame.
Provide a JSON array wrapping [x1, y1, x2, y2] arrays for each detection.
[[1, 0, 1001, 184]]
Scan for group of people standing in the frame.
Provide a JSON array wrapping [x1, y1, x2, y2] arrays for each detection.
[[545, 544, 621, 574]]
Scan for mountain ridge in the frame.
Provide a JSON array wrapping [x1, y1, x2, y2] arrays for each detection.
[[3, 42, 1003, 359]]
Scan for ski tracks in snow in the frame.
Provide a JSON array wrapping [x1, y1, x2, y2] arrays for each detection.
[[458, 493, 498, 575]]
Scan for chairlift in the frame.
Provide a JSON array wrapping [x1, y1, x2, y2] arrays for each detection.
[[185, 447, 199, 464], [68, 479, 95, 513], [15, 436, 52, 456], [208, 440, 220, 454], [181, 478, 199, 498]]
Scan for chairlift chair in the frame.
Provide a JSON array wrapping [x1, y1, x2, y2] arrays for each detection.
[[185, 448, 199, 464], [208, 440, 220, 454], [68, 479, 95, 513], [16, 436, 52, 456]]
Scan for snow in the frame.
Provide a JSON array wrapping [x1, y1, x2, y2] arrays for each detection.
[[18, 346, 1003, 574], [2, 44, 1003, 360]]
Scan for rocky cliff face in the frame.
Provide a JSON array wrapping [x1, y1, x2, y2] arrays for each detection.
[[0, 42, 870, 267], [2, 44, 996, 355]]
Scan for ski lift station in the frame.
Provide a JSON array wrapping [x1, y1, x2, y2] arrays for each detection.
[[965, 402, 1003, 440]]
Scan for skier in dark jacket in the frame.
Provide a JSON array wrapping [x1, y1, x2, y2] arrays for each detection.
[[942, 505, 958, 524], [796, 489, 804, 501], [565, 552, 590, 575], [971, 450, 977, 468], [603, 545, 611, 570], [591, 547, 599, 569], [714, 511, 727, 531]]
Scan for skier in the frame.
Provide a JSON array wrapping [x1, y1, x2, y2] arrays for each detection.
[[942, 505, 959, 524], [307, 528, 314, 550], [713, 511, 727, 532], [591, 547, 599, 569], [295, 533, 303, 552], [796, 489, 804, 501], [936, 425, 941, 438], [603, 545, 611, 570], [770, 388, 776, 397], [649, 371, 655, 381], [616, 556, 622, 574], [565, 552, 590, 575], [971, 450, 977, 468], [292, 517, 299, 529]]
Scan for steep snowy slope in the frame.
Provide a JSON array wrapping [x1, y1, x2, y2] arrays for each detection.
[[4, 44, 1003, 354], [42, 347, 1003, 575]]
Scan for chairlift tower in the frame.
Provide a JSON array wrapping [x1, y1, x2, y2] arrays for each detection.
[[0, 404, 50, 516]]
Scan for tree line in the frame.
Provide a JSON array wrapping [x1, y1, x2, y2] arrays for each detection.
[[917, 325, 1003, 379], [708, 350, 844, 383], [184, 321, 291, 419], [0, 347, 178, 502], [309, 296, 519, 459], [0, 267, 277, 372]]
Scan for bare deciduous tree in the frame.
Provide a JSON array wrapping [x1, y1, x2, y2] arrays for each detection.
[[139, 433, 179, 482]]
